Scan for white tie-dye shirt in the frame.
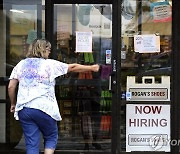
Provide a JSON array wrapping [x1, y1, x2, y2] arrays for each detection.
[[9, 58, 68, 121]]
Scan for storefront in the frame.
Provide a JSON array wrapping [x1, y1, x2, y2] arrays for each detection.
[[0, 0, 179, 153]]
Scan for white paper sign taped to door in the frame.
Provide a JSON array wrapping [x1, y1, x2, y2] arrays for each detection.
[[126, 76, 170, 101]]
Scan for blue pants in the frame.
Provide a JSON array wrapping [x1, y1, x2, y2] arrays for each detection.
[[18, 107, 58, 154]]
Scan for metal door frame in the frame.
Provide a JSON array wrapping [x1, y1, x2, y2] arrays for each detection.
[[45, 0, 120, 153]]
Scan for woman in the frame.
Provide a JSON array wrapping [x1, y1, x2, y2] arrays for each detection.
[[8, 39, 100, 154]]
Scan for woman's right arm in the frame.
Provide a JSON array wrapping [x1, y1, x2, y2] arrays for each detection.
[[8, 79, 19, 113]]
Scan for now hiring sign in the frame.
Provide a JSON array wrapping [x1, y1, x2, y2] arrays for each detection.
[[126, 104, 170, 152]]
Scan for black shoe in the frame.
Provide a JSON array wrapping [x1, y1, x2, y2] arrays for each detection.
[[84, 143, 89, 150], [92, 143, 102, 150]]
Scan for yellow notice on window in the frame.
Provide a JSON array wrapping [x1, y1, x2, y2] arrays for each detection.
[[134, 34, 160, 53]]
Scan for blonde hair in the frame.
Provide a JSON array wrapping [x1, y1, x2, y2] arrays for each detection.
[[26, 39, 51, 58]]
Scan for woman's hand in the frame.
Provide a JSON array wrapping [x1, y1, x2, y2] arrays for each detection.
[[10, 105, 16, 113], [91, 64, 100, 72]]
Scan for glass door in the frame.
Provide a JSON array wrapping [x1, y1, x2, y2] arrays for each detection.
[[46, 2, 113, 152], [2, 0, 44, 152]]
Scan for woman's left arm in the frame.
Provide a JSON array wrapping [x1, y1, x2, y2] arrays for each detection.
[[68, 64, 99, 73]]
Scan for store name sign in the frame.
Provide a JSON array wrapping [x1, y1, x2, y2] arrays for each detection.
[[128, 88, 168, 101], [126, 76, 170, 101], [126, 104, 170, 152]]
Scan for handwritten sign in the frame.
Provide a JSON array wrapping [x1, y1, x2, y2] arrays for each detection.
[[134, 34, 160, 53], [126, 104, 170, 152], [76, 31, 92, 53]]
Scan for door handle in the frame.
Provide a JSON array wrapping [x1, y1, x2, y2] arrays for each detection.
[[109, 72, 116, 91], [109, 75, 112, 91]]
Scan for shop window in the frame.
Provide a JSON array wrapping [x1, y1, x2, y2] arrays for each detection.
[[121, 0, 172, 152]]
